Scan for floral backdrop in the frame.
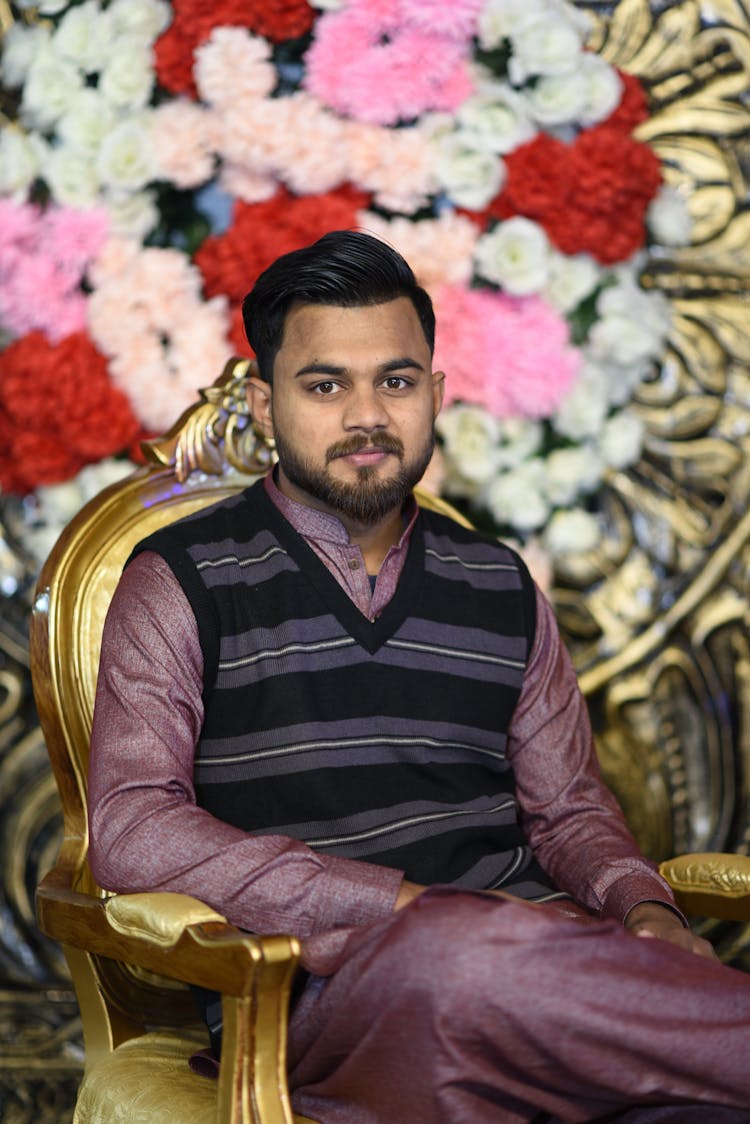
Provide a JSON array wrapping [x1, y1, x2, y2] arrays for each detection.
[[0, 0, 688, 576]]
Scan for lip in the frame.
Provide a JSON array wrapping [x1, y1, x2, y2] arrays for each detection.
[[340, 449, 391, 467]]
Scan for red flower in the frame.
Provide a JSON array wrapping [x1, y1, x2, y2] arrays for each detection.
[[228, 302, 255, 358], [0, 331, 141, 494], [604, 70, 651, 133], [194, 184, 371, 303], [488, 125, 661, 265], [155, 0, 316, 97]]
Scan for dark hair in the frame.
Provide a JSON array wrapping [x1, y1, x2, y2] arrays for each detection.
[[242, 229, 435, 382]]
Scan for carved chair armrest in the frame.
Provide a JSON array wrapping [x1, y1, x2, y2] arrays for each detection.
[[37, 868, 303, 1124], [37, 869, 300, 995], [659, 852, 750, 921]]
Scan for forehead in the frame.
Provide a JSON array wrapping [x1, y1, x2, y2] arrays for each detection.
[[277, 298, 428, 359]]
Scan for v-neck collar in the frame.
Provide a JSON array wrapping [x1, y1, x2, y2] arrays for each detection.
[[252, 485, 424, 655]]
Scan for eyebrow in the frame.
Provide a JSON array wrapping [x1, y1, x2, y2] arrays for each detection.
[[294, 356, 425, 378]]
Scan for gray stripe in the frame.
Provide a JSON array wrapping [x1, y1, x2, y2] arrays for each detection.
[[424, 547, 516, 572], [452, 847, 530, 890], [202, 716, 508, 755], [195, 735, 510, 780], [267, 794, 517, 851], [425, 552, 522, 592], [196, 544, 287, 571], [386, 637, 525, 671], [220, 614, 347, 663], [372, 645, 525, 687], [219, 635, 356, 672], [395, 618, 526, 663]]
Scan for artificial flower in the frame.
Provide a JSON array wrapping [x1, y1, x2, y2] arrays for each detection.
[[543, 508, 600, 555], [435, 283, 581, 419], [304, 0, 474, 125], [0, 330, 140, 494]]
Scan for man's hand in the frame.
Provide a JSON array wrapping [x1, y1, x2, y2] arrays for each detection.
[[625, 902, 717, 960], [394, 879, 425, 910]]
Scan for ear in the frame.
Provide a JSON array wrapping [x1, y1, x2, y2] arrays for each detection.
[[432, 370, 446, 418], [247, 375, 274, 439]]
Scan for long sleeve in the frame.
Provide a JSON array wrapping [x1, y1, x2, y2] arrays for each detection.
[[507, 586, 678, 923], [87, 551, 404, 939]]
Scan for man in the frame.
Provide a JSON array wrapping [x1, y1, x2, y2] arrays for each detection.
[[89, 230, 750, 1122]]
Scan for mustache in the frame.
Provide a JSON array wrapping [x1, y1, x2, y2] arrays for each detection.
[[326, 433, 404, 463]]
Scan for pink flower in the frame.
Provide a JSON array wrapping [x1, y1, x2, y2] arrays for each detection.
[[0, 199, 40, 248], [400, 0, 483, 39], [358, 210, 479, 291], [43, 206, 109, 276], [151, 100, 215, 189], [435, 284, 582, 420], [87, 244, 232, 431], [346, 120, 437, 212], [194, 27, 276, 109], [0, 199, 108, 342], [304, 0, 474, 125]]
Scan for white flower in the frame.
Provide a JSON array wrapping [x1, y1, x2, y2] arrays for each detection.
[[54, 0, 114, 75], [542, 251, 600, 314], [96, 117, 156, 191], [1, 24, 50, 89], [474, 217, 550, 296], [598, 411, 645, 469], [437, 405, 501, 486], [98, 39, 156, 110], [57, 89, 116, 156], [108, 0, 170, 42], [456, 82, 537, 155], [484, 459, 550, 532], [0, 127, 43, 197], [496, 417, 544, 469], [525, 70, 588, 127], [15, 0, 69, 12], [543, 508, 600, 556], [589, 280, 671, 368], [508, 11, 584, 84], [544, 446, 603, 505], [578, 53, 623, 126], [433, 131, 505, 210], [21, 46, 85, 131], [647, 184, 693, 247], [103, 189, 160, 240], [477, 0, 549, 49], [553, 362, 610, 439], [45, 145, 100, 207]]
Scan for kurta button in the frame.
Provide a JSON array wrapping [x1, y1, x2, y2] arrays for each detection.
[[348, 559, 360, 570]]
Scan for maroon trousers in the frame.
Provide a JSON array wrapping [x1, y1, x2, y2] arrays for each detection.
[[287, 888, 750, 1123]]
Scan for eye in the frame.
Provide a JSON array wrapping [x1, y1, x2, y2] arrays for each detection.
[[382, 375, 411, 390], [311, 380, 341, 395]]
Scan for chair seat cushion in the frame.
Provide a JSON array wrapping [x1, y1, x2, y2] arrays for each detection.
[[73, 1029, 316, 1123], [74, 1030, 217, 1124]]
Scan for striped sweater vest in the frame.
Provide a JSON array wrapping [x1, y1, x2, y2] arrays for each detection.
[[132, 481, 560, 900]]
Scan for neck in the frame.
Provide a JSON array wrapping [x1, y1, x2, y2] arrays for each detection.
[[346, 508, 404, 574]]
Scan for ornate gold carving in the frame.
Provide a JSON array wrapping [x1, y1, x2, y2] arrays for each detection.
[[142, 357, 275, 483]]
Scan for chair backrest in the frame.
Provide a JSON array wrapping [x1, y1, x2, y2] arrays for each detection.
[[31, 356, 470, 904]]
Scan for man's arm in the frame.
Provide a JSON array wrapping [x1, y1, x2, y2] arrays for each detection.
[[507, 586, 715, 958], [87, 552, 403, 940]]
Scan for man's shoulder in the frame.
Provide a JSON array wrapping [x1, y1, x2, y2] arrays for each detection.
[[135, 479, 269, 552], [417, 506, 524, 566]]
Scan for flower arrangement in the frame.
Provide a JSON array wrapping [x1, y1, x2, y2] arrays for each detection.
[[0, 0, 688, 569]]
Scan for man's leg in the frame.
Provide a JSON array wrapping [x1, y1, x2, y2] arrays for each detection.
[[287, 887, 750, 1124]]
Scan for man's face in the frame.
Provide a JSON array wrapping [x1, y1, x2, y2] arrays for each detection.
[[248, 298, 444, 528]]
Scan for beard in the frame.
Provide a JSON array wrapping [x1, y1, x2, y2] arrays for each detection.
[[273, 427, 435, 526]]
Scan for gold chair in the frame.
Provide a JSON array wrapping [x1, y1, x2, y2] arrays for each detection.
[[31, 359, 750, 1123]]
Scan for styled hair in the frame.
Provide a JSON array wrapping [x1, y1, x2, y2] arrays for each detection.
[[242, 229, 435, 382]]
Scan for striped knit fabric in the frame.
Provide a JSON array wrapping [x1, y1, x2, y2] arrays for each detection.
[[132, 481, 562, 900]]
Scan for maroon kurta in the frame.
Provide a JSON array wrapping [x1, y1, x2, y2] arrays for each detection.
[[88, 475, 750, 1120]]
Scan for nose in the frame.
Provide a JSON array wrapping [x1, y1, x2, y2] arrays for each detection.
[[342, 383, 389, 433]]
